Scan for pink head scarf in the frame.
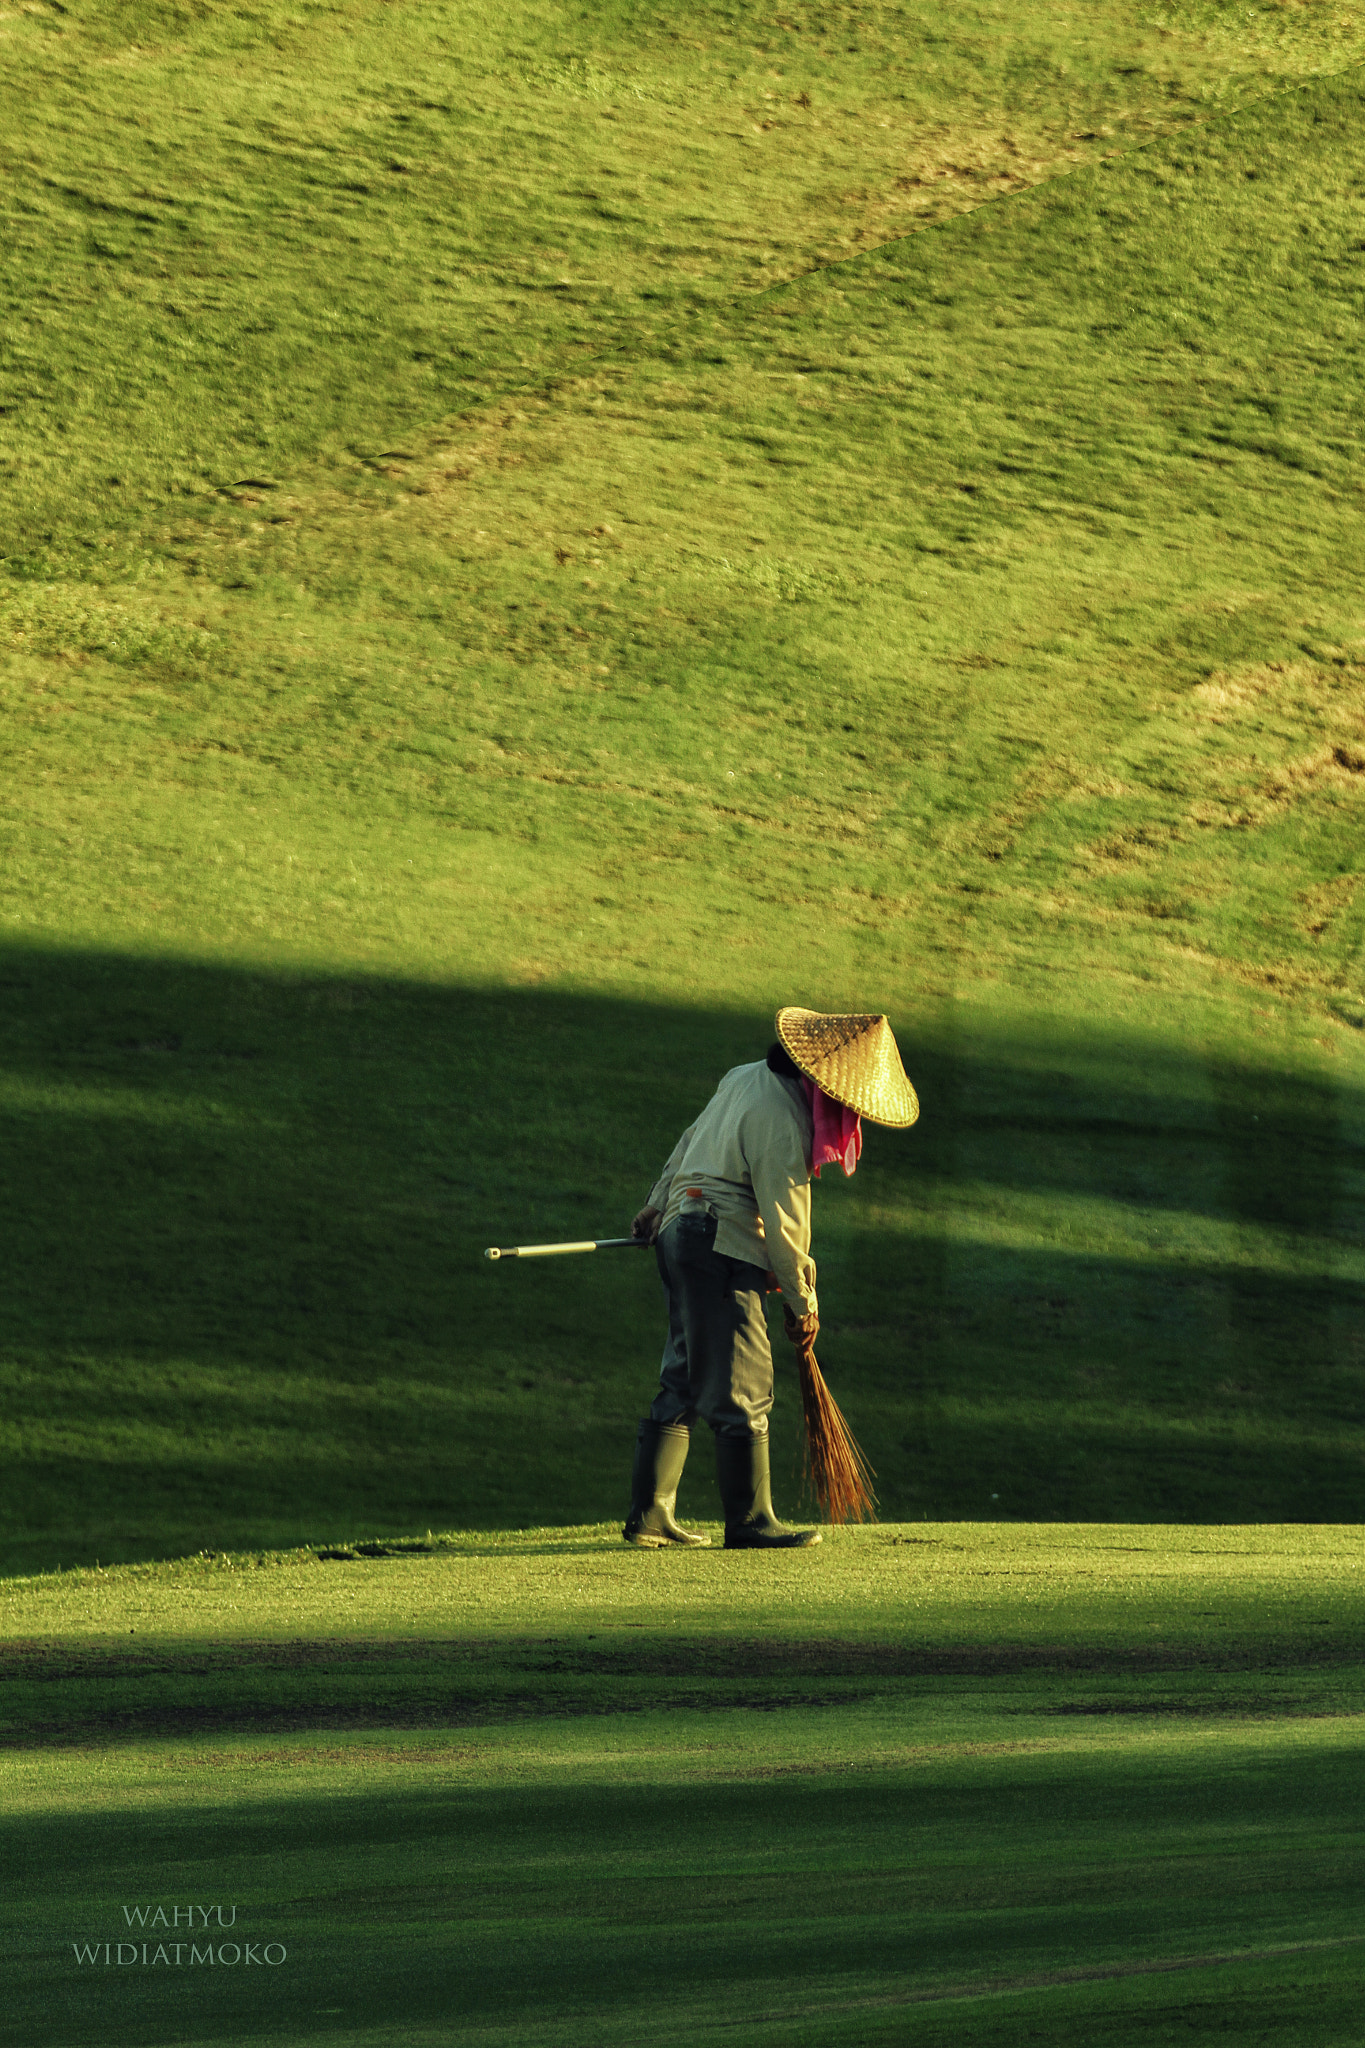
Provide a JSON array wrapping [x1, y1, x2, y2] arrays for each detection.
[[800, 1078, 862, 1179]]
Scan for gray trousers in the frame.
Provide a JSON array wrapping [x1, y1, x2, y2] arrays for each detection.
[[648, 1214, 774, 1440]]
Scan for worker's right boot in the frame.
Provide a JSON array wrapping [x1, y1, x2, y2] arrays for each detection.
[[623, 1419, 712, 1548], [716, 1432, 821, 1549]]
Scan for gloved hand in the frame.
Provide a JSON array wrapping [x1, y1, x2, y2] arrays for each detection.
[[783, 1305, 819, 1348], [631, 1206, 662, 1244]]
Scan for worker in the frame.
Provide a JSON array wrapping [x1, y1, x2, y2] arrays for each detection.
[[623, 1007, 918, 1550]]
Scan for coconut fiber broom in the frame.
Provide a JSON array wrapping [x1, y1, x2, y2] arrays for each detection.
[[785, 1310, 877, 1524]]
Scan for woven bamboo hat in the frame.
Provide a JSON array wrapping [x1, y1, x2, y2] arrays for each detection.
[[776, 1007, 919, 1128]]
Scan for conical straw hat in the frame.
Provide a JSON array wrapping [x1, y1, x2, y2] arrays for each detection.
[[776, 1008, 919, 1128]]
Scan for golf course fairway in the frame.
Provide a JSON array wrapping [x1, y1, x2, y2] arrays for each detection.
[[5, 1524, 1363, 2045], [4, 0, 1365, 2038]]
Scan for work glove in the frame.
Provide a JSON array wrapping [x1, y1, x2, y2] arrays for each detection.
[[783, 1305, 819, 1349]]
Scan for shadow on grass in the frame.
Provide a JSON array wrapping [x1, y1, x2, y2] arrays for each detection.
[[7, 1732, 1365, 2048], [7, 1629, 1365, 1750], [1, 938, 1362, 1569]]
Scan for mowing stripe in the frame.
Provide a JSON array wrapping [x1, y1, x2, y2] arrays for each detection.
[[713, 1932, 1365, 2026]]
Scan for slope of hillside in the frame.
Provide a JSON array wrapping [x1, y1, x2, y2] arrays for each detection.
[[1, 2, 1363, 1566]]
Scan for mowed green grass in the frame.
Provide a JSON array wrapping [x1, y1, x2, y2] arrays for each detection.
[[4, 1527, 1363, 2047], [2, 0, 1365, 1567], [4, 966, 1364, 1574], [5, 14, 1364, 2045]]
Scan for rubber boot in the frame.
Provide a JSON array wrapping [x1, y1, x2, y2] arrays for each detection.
[[716, 1432, 821, 1550], [623, 1420, 712, 1548]]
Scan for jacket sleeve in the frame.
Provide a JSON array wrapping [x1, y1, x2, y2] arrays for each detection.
[[749, 1121, 818, 1318], [646, 1121, 696, 1215]]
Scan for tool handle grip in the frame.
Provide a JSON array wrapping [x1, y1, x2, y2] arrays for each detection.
[[484, 1237, 650, 1261]]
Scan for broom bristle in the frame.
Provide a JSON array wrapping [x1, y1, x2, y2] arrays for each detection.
[[795, 1343, 877, 1524]]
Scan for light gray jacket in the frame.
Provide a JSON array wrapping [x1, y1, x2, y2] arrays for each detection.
[[646, 1061, 817, 1316]]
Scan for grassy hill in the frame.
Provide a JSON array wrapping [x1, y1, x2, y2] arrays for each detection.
[[2, 0, 1364, 1569]]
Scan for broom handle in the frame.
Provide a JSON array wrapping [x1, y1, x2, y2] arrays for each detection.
[[484, 1237, 651, 1261]]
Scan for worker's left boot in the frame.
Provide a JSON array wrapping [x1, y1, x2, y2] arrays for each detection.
[[623, 1420, 712, 1548], [716, 1432, 821, 1549]]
